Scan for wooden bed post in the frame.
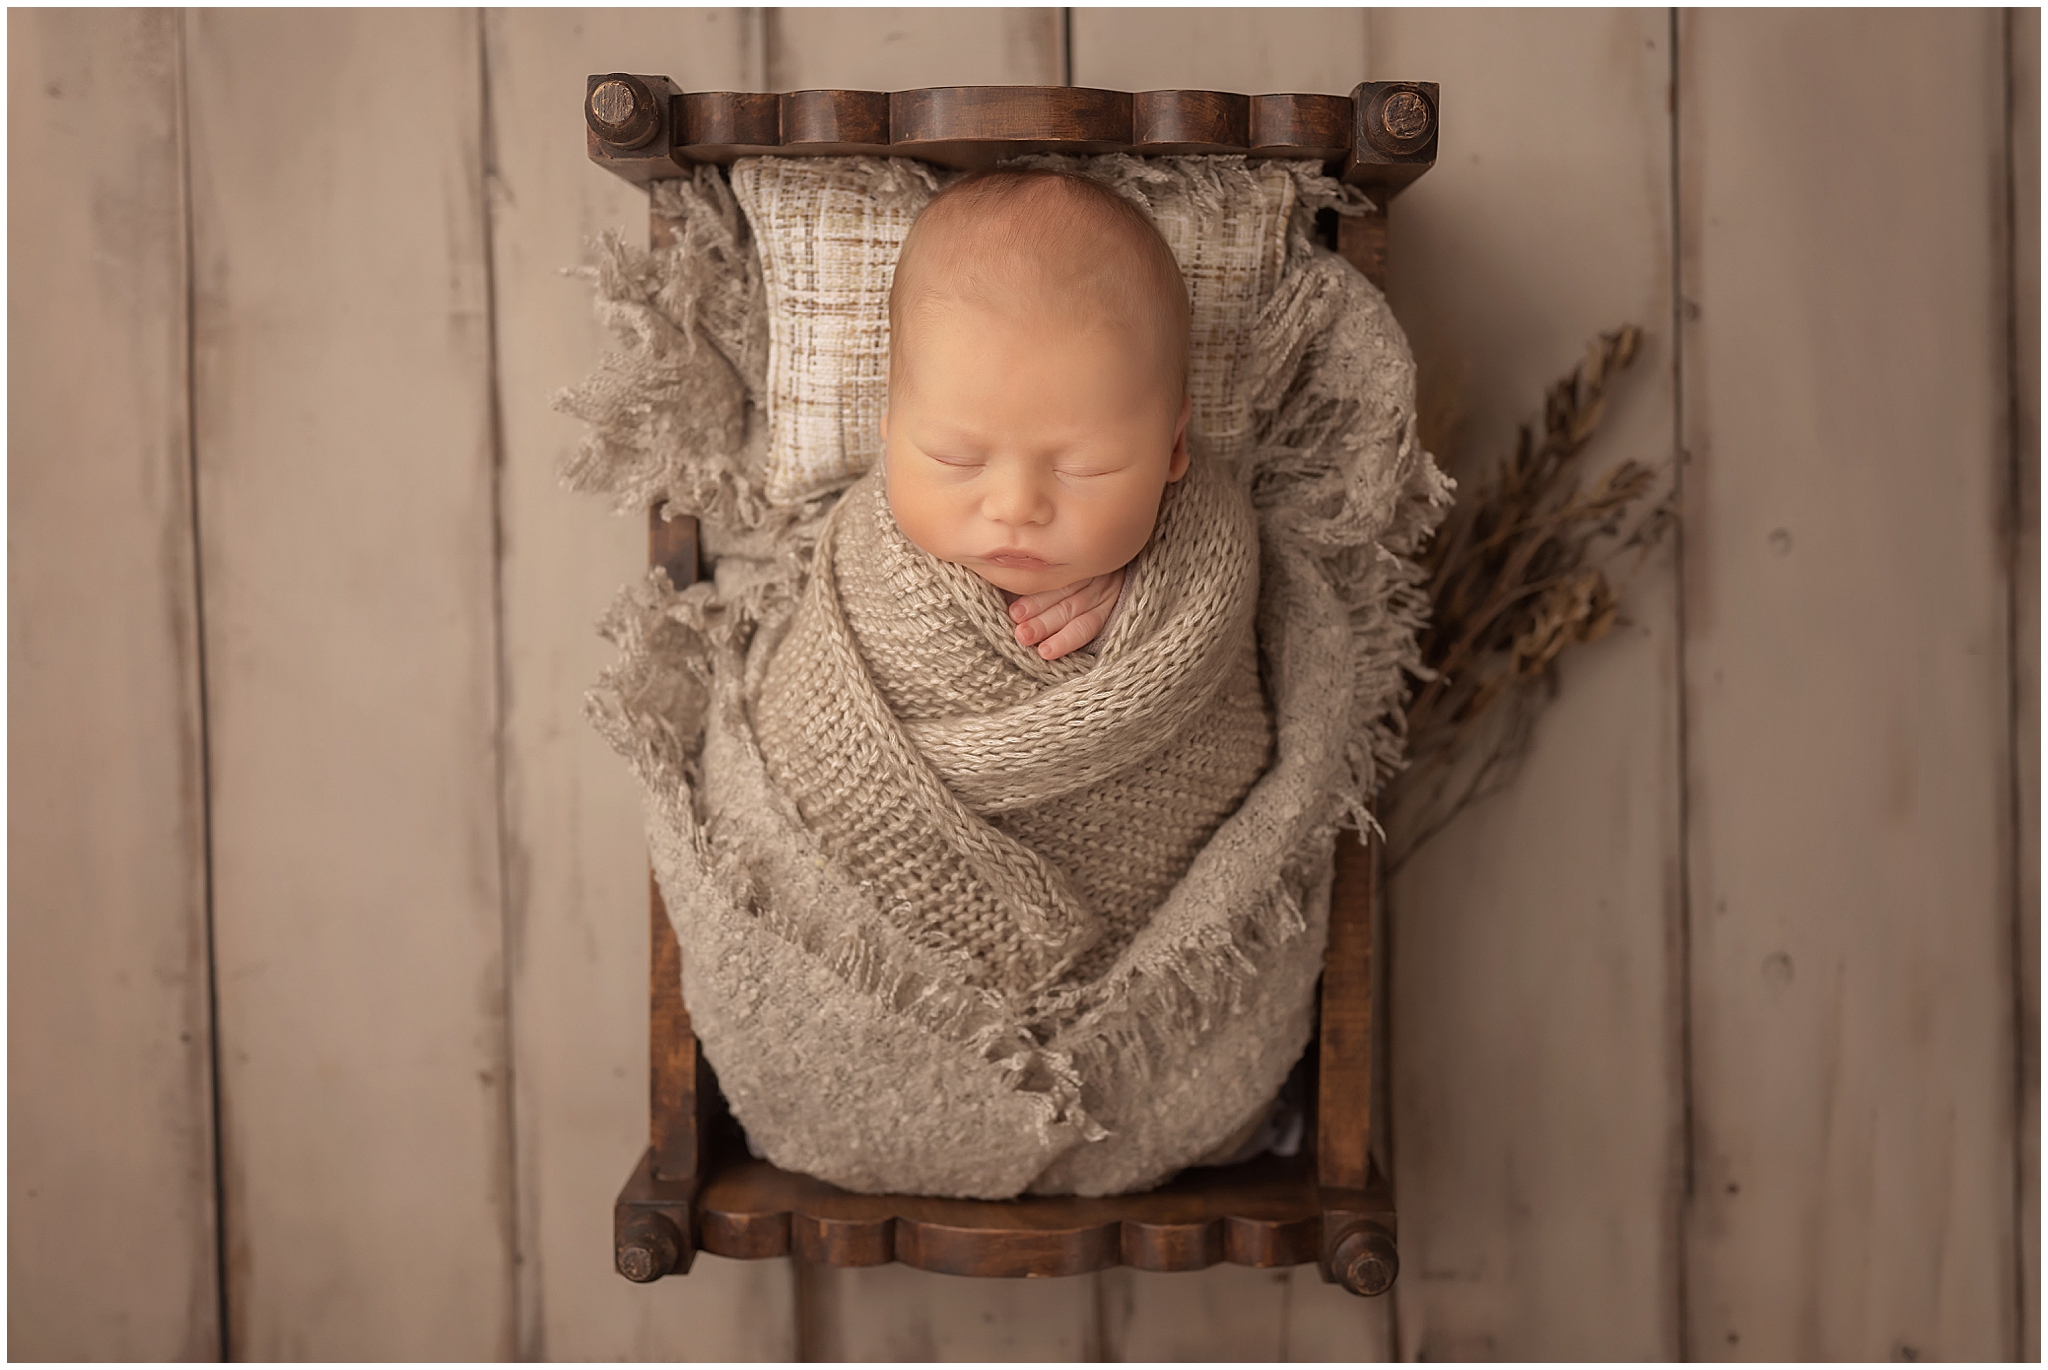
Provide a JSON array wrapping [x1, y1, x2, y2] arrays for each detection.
[[615, 504, 710, 1283]]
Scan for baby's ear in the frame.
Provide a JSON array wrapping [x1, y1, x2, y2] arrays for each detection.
[[1166, 391, 1192, 481]]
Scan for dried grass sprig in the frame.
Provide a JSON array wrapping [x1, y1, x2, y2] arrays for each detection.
[[1385, 326, 1673, 871]]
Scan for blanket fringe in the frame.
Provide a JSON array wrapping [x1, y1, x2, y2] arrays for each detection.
[[570, 154, 1450, 1190]]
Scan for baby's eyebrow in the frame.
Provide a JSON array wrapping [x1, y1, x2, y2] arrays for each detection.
[[913, 425, 993, 453]]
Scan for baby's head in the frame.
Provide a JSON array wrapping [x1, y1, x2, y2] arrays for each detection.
[[880, 169, 1193, 596]]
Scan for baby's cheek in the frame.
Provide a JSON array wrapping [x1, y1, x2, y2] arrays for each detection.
[[885, 465, 959, 560], [1097, 490, 1164, 568]]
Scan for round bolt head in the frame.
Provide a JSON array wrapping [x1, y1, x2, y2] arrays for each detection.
[[1331, 1225, 1399, 1297], [587, 73, 661, 150], [616, 1213, 680, 1282], [617, 1241, 664, 1283], [1379, 89, 1431, 143], [591, 79, 639, 129]]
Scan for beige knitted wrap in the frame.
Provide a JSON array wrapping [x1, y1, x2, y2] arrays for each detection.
[[756, 452, 1272, 1002], [558, 155, 1452, 1199]]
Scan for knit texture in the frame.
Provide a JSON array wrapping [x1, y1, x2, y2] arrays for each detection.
[[562, 154, 1453, 1198], [755, 452, 1273, 1000]]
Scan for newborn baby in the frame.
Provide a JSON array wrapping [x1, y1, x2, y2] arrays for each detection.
[[742, 164, 1282, 1191], [880, 169, 1194, 659]]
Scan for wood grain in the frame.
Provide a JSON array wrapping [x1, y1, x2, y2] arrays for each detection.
[[781, 88, 891, 153], [1132, 89, 1248, 153], [1097, 1266, 1294, 1360], [1070, 8, 1367, 96], [1249, 93, 1351, 162], [818, 1262, 1102, 1360], [2008, 10, 2041, 1360], [1370, 9, 1684, 1360], [481, 8, 796, 1360], [1677, 11, 2018, 1359], [764, 6, 1064, 93], [1318, 836, 1375, 1191], [185, 10, 512, 1357], [695, 1154, 1327, 1275], [5, 9, 220, 1359], [643, 85, 1406, 173]]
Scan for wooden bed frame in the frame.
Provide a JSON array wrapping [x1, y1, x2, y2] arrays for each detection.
[[583, 78, 1437, 1298]]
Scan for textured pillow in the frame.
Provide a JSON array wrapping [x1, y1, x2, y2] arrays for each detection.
[[730, 158, 938, 505], [733, 154, 1302, 505]]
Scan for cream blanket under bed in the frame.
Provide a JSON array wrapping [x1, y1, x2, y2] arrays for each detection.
[[565, 155, 1451, 1198]]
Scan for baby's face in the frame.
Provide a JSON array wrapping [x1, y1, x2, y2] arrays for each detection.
[[882, 299, 1190, 596]]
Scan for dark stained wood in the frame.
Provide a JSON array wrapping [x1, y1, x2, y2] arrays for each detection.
[[1374, 89, 1431, 146], [1318, 1174, 1399, 1298], [1121, 1217, 1223, 1270], [587, 73, 661, 149], [1248, 92, 1351, 159], [780, 89, 892, 155], [1327, 1222, 1399, 1297], [645, 498, 703, 1185], [647, 502, 698, 591], [795, 1212, 895, 1266], [675, 89, 782, 162], [647, 877, 708, 1185], [1336, 208, 1389, 292], [589, 82, 1437, 194], [1317, 834, 1375, 1192], [615, 480, 714, 1278], [889, 85, 1134, 168], [692, 1154, 1325, 1278], [584, 72, 681, 185], [1340, 81, 1439, 194], [892, 84, 1132, 144], [896, 1217, 1122, 1276], [616, 1146, 696, 1281], [1132, 89, 1250, 154]]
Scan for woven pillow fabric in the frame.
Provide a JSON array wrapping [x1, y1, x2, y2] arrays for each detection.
[[730, 158, 938, 505], [734, 155, 1300, 505]]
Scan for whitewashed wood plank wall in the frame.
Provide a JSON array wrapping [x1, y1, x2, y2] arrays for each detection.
[[8, 8, 2036, 1361], [8, 10, 219, 1359]]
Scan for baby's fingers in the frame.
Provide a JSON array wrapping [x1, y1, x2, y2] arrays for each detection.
[[1012, 591, 1085, 647], [1011, 574, 1117, 646], [1007, 583, 1079, 625], [1034, 602, 1112, 660]]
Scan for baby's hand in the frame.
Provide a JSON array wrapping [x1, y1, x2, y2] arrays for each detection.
[[1007, 570, 1124, 661]]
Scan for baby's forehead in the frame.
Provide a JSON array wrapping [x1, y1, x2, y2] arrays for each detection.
[[908, 180, 1146, 280], [899, 199, 1169, 332]]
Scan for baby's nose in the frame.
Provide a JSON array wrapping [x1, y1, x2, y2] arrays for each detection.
[[982, 469, 1054, 526]]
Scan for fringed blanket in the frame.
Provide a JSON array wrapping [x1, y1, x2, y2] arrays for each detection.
[[565, 156, 1451, 1199]]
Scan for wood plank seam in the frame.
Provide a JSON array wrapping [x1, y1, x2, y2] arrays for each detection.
[[1666, 9, 1698, 1361], [173, 9, 233, 1359], [2001, 11, 2039, 1361], [471, 7, 531, 1357]]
